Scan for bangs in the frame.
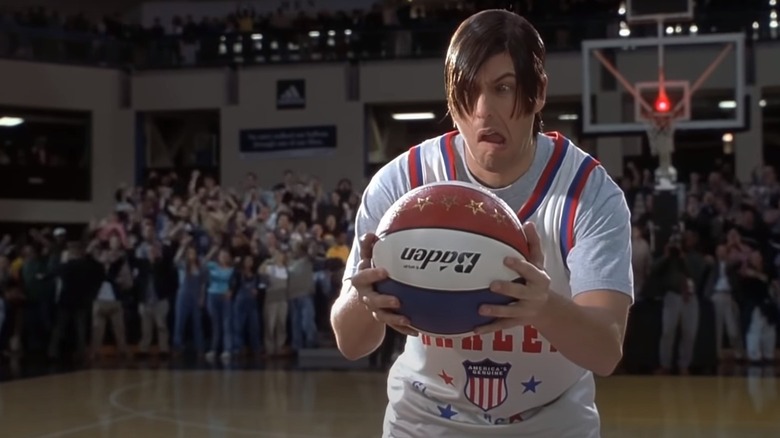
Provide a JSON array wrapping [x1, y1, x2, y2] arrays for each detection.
[[446, 41, 509, 118]]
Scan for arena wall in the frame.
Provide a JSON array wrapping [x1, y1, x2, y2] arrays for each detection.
[[0, 60, 134, 223], [133, 64, 364, 191], [1, 40, 776, 222], [132, 69, 228, 111], [221, 64, 364, 191]]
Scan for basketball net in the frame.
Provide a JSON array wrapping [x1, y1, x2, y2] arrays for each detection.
[[645, 112, 678, 191]]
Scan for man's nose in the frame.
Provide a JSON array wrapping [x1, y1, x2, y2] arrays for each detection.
[[473, 93, 493, 120]]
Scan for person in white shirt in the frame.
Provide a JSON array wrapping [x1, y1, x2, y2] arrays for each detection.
[[331, 10, 633, 438], [703, 244, 743, 360]]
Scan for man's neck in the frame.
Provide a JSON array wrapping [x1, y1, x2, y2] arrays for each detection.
[[466, 135, 537, 189]]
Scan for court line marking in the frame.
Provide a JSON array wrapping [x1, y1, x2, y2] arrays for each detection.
[[108, 379, 328, 438], [0, 369, 93, 388], [31, 412, 145, 438]]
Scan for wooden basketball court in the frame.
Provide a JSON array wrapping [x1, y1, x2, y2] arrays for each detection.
[[1, 364, 778, 438]]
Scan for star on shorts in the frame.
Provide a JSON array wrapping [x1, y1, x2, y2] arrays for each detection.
[[437, 404, 458, 420], [438, 370, 454, 386], [521, 376, 542, 394]]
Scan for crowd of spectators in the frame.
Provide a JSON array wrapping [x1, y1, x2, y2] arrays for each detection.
[[619, 161, 780, 373], [0, 0, 771, 68], [0, 154, 777, 375], [0, 169, 360, 366]]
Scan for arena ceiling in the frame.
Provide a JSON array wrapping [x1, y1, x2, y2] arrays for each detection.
[[0, 0, 138, 15], [0, 0, 386, 16], [0, 0, 297, 16]]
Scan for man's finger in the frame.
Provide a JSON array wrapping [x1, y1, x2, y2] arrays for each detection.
[[362, 291, 400, 310], [351, 267, 389, 287], [503, 257, 548, 286], [357, 256, 373, 271], [359, 233, 380, 260], [479, 302, 536, 319], [489, 279, 532, 300], [473, 317, 523, 336]]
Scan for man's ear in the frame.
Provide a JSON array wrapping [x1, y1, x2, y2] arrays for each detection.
[[534, 73, 548, 113]]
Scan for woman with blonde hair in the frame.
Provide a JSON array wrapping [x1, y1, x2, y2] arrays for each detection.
[[260, 249, 290, 356]]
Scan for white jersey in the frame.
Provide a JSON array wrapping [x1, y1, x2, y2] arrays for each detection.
[[344, 131, 634, 438]]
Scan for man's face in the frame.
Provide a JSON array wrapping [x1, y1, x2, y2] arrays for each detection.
[[451, 52, 545, 180]]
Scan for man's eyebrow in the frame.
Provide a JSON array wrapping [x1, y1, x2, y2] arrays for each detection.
[[492, 72, 516, 82]]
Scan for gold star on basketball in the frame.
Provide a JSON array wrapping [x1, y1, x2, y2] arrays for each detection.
[[440, 195, 458, 211], [465, 199, 485, 215], [492, 208, 506, 224], [412, 196, 433, 211]]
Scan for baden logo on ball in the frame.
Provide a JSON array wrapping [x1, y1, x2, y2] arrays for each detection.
[[399, 247, 482, 273]]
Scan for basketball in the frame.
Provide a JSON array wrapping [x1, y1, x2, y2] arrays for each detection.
[[371, 180, 531, 338]]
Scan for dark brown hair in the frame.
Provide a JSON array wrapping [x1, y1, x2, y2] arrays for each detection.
[[445, 9, 546, 133]]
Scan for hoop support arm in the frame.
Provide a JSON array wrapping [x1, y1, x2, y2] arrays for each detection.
[[592, 49, 654, 114], [671, 43, 734, 114]]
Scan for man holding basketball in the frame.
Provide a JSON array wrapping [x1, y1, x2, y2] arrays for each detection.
[[331, 9, 633, 438]]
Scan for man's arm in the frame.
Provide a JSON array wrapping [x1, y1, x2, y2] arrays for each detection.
[[331, 278, 387, 360], [330, 163, 405, 360], [533, 167, 634, 377], [531, 288, 632, 376]]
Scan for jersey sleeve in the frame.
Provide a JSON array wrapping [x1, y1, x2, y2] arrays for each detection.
[[342, 155, 409, 283], [566, 166, 634, 300]]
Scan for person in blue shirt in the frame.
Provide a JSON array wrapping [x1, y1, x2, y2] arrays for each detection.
[[172, 235, 207, 355], [205, 246, 235, 362]]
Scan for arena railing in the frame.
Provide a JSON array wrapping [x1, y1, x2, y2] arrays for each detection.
[[0, 9, 774, 70]]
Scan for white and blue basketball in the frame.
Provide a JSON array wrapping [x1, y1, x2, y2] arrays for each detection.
[[372, 181, 531, 338]]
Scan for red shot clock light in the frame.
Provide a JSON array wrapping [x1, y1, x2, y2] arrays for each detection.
[[654, 86, 671, 113]]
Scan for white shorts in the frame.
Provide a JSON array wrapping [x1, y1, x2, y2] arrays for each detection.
[[382, 371, 600, 438]]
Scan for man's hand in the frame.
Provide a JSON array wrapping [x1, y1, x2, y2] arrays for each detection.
[[474, 222, 550, 335], [352, 233, 419, 337]]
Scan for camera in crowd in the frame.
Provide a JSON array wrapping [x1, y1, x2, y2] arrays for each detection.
[[664, 225, 684, 258]]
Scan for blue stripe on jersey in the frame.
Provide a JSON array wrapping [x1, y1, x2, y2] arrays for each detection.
[[559, 156, 599, 270], [518, 136, 570, 222], [411, 145, 424, 189], [439, 134, 455, 181]]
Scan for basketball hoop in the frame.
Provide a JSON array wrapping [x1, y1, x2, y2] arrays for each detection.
[[583, 8, 742, 193]]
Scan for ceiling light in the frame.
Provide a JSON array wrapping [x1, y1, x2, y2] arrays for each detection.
[[558, 114, 579, 121], [0, 117, 23, 127], [392, 112, 435, 121], [718, 100, 737, 109]]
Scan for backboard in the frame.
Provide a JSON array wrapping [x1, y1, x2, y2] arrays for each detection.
[[580, 32, 747, 135], [626, 0, 694, 24]]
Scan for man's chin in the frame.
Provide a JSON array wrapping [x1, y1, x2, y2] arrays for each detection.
[[478, 140, 510, 152]]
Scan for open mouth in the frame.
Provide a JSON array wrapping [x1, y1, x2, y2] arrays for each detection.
[[478, 130, 506, 145]]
